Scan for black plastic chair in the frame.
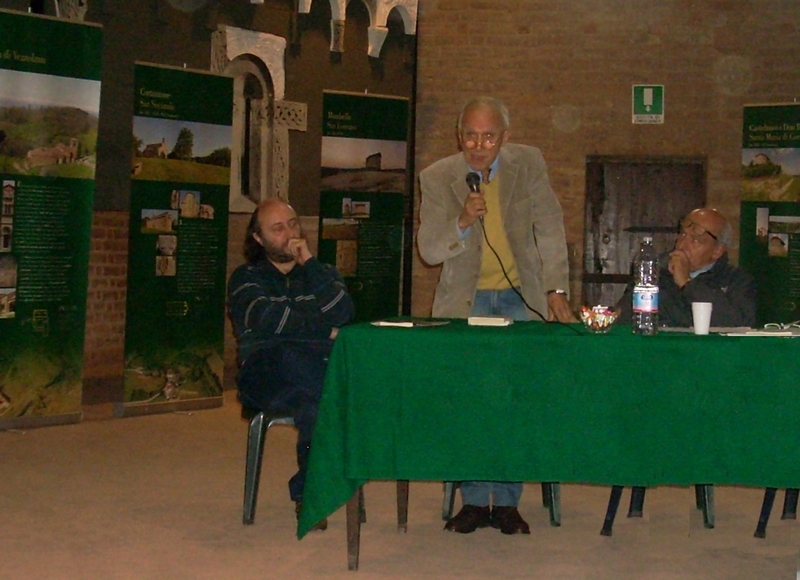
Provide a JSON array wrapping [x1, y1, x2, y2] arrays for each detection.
[[600, 485, 714, 536], [754, 488, 798, 538], [442, 481, 562, 526]]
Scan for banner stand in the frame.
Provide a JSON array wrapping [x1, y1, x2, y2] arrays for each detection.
[[1, 412, 81, 430], [121, 63, 233, 415], [114, 397, 221, 419]]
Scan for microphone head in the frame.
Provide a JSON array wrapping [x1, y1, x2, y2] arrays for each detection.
[[466, 172, 481, 193]]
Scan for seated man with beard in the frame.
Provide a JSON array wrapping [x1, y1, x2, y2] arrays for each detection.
[[227, 199, 355, 530]]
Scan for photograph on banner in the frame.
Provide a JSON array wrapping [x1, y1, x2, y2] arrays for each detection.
[[0, 70, 99, 178], [0, 10, 101, 426], [132, 116, 232, 185], [739, 103, 800, 325], [318, 91, 410, 322], [122, 63, 232, 412]]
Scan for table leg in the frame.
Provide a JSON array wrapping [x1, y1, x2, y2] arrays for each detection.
[[347, 488, 362, 571], [397, 480, 409, 532]]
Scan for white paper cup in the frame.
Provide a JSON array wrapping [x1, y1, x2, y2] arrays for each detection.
[[691, 302, 713, 335]]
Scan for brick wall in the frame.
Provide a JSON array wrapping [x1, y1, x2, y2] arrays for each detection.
[[82, 211, 128, 403], [410, 1, 800, 316]]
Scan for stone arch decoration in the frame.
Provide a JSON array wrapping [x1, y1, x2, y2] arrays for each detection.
[[55, 0, 88, 20], [212, 25, 307, 213], [298, 0, 418, 56], [57, 1, 417, 56]]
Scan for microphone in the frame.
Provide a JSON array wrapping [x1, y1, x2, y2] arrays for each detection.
[[466, 172, 481, 193], [466, 172, 483, 227]]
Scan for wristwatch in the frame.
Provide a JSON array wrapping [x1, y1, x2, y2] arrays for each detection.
[[547, 289, 567, 296]]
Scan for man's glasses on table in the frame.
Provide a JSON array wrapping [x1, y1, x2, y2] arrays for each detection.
[[764, 321, 800, 330]]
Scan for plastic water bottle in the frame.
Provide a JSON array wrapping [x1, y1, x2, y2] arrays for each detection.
[[632, 236, 659, 335]]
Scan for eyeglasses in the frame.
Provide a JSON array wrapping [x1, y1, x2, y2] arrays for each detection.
[[677, 220, 718, 244], [461, 130, 503, 150], [764, 321, 800, 330]]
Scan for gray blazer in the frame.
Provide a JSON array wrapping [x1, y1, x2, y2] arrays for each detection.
[[417, 143, 570, 320]]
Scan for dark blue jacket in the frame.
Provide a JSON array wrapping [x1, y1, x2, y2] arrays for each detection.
[[227, 258, 355, 365]]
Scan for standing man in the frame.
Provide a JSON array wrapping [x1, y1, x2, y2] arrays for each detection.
[[228, 199, 355, 530], [417, 96, 575, 535], [618, 207, 757, 327]]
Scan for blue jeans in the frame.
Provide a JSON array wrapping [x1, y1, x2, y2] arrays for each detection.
[[459, 289, 527, 508], [237, 339, 332, 503], [471, 287, 530, 322]]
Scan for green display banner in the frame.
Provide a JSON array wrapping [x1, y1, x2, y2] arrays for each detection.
[[319, 91, 409, 322], [739, 103, 800, 325], [0, 10, 102, 427], [121, 63, 232, 415]]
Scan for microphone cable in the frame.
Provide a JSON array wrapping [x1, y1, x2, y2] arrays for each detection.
[[466, 171, 582, 333], [477, 215, 584, 335]]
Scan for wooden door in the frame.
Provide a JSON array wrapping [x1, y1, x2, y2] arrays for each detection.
[[583, 156, 706, 307]]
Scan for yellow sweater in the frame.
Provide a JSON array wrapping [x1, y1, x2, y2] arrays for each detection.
[[477, 176, 521, 290]]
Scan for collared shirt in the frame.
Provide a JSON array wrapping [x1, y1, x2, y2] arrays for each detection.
[[690, 261, 716, 279]]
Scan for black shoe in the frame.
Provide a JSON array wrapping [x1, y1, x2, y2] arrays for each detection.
[[444, 505, 491, 533], [490, 506, 531, 535], [295, 501, 328, 531]]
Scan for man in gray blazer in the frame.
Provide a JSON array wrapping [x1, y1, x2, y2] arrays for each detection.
[[417, 96, 574, 535]]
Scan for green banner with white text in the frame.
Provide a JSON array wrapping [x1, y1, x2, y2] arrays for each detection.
[[739, 103, 800, 326], [0, 10, 102, 427], [121, 63, 232, 415], [318, 91, 409, 322]]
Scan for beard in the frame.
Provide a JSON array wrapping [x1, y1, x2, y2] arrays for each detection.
[[263, 238, 295, 263]]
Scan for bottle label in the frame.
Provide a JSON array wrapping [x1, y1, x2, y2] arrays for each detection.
[[632, 285, 659, 313]]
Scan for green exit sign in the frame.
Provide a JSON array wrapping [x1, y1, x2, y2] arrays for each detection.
[[632, 85, 664, 124]]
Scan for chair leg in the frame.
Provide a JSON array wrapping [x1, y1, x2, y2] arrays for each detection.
[[601, 486, 624, 536], [781, 488, 798, 520], [397, 480, 409, 532], [696, 484, 714, 529], [547, 483, 561, 527], [755, 487, 777, 538], [541, 482, 551, 508], [628, 486, 646, 517], [694, 483, 703, 510], [442, 481, 457, 521], [243, 412, 268, 525]]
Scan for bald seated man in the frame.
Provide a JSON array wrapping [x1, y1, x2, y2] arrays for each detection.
[[228, 199, 355, 530], [618, 207, 757, 328]]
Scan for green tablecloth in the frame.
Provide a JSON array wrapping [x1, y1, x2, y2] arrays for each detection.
[[298, 320, 800, 537]]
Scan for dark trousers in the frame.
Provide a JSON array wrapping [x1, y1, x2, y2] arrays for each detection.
[[237, 339, 332, 502]]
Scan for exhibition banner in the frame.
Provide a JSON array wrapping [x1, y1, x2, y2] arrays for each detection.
[[0, 10, 102, 427], [319, 91, 409, 322], [739, 103, 800, 325], [121, 63, 232, 415]]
